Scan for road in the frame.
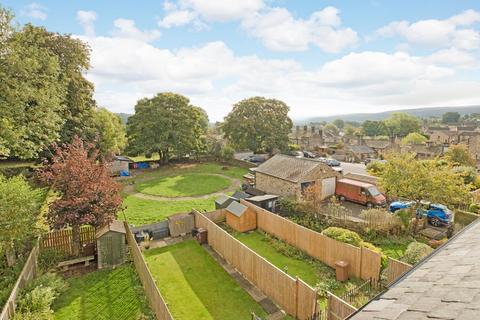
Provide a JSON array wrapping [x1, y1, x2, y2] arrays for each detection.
[[339, 161, 368, 175]]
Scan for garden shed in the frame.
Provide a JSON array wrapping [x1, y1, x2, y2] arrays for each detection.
[[225, 201, 257, 232], [168, 213, 195, 237], [96, 220, 127, 269], [215, 194, 236, 209]]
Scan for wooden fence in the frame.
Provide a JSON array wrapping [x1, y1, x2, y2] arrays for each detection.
[[0, 243, 39, 320], [194, 210, 318, 320], [327, 293, 357, 320], [124, 222, 173, 320], [242, 200, 382, 281], [40, 225, 96, 255], [203, 209, 227, 223], [384, 257, 412, 286]]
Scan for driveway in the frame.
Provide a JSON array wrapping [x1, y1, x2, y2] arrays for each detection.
[[339, 162, 368, 175]]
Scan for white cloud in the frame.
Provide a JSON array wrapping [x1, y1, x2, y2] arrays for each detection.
[[112, 19, 161, 42], [77, 10, 97, 37], [178, 0, 264, 22], [22, 3, 47, 20], [158, 10, 199, 28], [377, 10, 480, 50], [241, 6, 358, 52]]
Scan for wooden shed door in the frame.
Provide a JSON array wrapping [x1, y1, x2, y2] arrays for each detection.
[[321, 177, 336, 199]]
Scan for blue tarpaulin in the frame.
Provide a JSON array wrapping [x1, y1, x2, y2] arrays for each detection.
[[119, 169, 130, 176]]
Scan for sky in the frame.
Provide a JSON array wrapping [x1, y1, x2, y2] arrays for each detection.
[[3, 0, 480, 121]]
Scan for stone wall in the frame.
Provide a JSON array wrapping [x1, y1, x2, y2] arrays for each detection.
[[255, 172, 299, 198]]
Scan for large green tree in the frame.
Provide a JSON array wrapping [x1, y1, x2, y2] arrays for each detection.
[[0, 7, 96, 159], [361, 120, 388, 137], [93, 108, 127, 156], [0, 175, 42, 266], [384, 113, 421, 137], [222, 97, 292, 153], [442, 112, 460, 124], [377, 153, 470, 208], [401, 132, 428, 145], [126, 93, 208, 162]]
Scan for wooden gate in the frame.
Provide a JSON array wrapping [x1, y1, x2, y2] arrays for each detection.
[[384, 257, 412, 286]]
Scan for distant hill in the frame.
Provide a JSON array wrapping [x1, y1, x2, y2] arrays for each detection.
[[116, 113, 132, 124], [300, 105, 480, 124]]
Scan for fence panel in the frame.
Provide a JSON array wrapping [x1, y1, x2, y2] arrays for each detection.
[[327, 293, 357, 320], [204, 209, 226, 222], [40, 226, 96, 255], [124, 222, 173, 320], [243, 201, 380, 281], [0, 243, 39, 320], [384, 257, 412, 286], [194, 210, 318, 319]]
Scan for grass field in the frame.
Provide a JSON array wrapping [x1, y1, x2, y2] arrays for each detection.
[[234, 231, 363, 304], [121, 194, 215, 226], [144, 240, 267, 320], [53, 264, 152, 320], [135, 173, 231, 197], [135, 162, 248, 180]]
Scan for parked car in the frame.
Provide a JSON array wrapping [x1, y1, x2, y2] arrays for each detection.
[[288, 151, 304, 158], [242, 155, 266, 164], [303, 151, 316, 158], [336, 178, 386, 208], [317, 157, 327, 162], [326, 159, 341, 167], [389, 201, 453, 227]]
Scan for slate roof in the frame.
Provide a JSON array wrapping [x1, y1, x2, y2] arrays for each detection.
[[255, 154, 332, 183], [215, 194, 234, 205], [231, 191, 251, 200], [348, 145, 376, 154], [247, 194, 279, 202], [226, 201, 248, 217], [349, 219, 480, 320], [114, 155, 132, 162]]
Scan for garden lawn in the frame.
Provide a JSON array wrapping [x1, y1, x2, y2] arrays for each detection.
[[368, 236, 415, 260], [135, 173, 231, 197], [234, 231, 363, 303], [135, 162, 248, 180], [121, 194, 215, 226], [144, 240, 267, 320], [53, 263, 152, 320]]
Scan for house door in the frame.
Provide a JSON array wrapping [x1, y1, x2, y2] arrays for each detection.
[[321, 177, 336, 199]]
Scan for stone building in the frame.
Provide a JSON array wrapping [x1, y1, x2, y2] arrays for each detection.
[[254, 154, 341, 200]]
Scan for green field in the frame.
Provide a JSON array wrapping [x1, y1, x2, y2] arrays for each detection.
[[144, 240, 267, 320], [121, 194, 215, 226], [135, 173, 231, 197], [134, 162, 248, 180], [53, 264, 152, 320]]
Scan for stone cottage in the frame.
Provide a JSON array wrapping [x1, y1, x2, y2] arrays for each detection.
[[254, 154, 341, 201]]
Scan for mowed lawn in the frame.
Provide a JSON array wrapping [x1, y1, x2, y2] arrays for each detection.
[[121, 194, 215, 226], [144, 240, 267, 320], [53, 264, 152, 320], [134, 162, 249, 180], [135, 173, 231, 197]]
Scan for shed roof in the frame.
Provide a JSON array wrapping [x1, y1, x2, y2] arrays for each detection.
[[226, 201, 248, 217], [114, 156, 132, 162], [349, 219, 480, 320], [215, 194, 234, 205], [337, 178, 373, 188], [244, 186, 266, 196], [96, 220, 126, 238], [247, 194, 279, 202], [255, 154, 333, 183], [232, 191, 250, 200]]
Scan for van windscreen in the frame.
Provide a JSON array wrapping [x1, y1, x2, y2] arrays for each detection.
[[368, 187, 381, 196]]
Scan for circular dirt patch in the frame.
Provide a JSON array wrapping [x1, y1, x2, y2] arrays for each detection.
[[135, 173, 231, 197]]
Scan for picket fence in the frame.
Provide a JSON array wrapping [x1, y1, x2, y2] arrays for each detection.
[[242, 200, 382, 281], [124, 222, 174, 320], [384, 257, 412, 286], [194, 209, 318, 320], [327, 293, 357, 320], [40, 225, 96, 255]]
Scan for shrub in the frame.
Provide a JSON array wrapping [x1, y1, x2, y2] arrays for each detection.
[[219, 145, 234, 161], [321, 227, 363, 246], [23, 273, 67, 297], [469, 203, 480, 214], [395, 209, 412, 230], [277, 198, 300, 217], [366, 161, 386, 176], [16, 286, 55, 316], [316, 278, 340, 298], [38, 249, 69, 271], [401, 242, 433, 265], [360, 208, 403, 234]]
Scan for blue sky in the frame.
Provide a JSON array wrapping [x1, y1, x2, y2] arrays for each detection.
[[3, 0, 480, 120]]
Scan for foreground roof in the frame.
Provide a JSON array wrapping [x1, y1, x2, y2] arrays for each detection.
[[349, 219, 480, 320], [255, 154, 332, 183], [226, 201, 248, 217]]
